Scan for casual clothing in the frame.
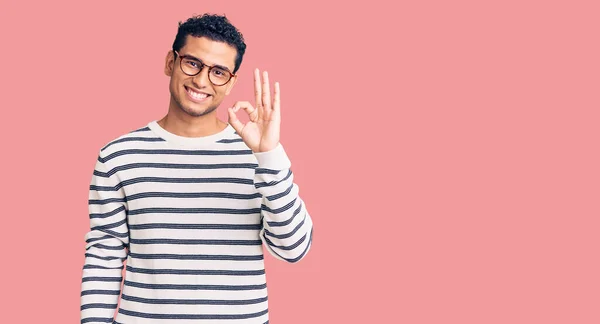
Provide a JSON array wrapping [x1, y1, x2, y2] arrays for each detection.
[[80, 121, 313, 323]]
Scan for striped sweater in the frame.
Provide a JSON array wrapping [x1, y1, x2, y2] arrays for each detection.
[[80, 120, 314, 324]]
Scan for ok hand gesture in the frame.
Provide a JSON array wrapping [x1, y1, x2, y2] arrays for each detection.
[[228, 68, 281, 153]]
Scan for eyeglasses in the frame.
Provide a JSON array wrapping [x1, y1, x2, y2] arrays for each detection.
[[174, 51, 235, 86]]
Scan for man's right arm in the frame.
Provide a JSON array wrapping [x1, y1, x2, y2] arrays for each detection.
[[80, 151, 129, 323]]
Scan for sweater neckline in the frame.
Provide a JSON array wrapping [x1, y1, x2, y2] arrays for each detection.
[[147, 120, 235, 148]]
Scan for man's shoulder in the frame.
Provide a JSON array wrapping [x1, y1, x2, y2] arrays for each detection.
[[97, 121, 164, 157]]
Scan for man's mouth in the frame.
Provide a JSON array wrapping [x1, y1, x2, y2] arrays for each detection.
[[185, 86, 211, 102]]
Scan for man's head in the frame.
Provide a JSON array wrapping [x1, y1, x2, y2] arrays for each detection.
[[165, 14, 246, 118]]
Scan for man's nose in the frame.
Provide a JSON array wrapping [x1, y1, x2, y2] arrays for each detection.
[[192, 66, 211, 88]]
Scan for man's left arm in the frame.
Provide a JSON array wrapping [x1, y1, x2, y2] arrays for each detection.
[[227, 69, 313, 262], [254, 143, 313, 263]]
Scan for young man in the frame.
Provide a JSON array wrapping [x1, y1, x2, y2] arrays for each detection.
[[80, 14, 313, 324]]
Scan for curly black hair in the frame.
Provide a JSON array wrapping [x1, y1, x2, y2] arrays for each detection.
[[172, 13, 247, 73]]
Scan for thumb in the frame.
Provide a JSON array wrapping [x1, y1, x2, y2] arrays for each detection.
[[228, 107, 245, 135]]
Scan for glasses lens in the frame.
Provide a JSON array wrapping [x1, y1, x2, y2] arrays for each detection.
[[181, 58, 201, 75], [209, 67, 231, 85]]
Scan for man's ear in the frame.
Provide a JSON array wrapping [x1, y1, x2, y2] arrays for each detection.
[[225, 75, 238, 95], [164, 51, 175, 76]]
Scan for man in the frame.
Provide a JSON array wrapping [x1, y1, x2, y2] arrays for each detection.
[[80, 14, 313, 324]]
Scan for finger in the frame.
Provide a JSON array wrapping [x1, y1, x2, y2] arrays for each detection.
[[254, 68, 263, 120], [227, 108, 245, 134], [262, 71, 271, 112], [232, 101, 259, 122], [273, 82, 280, 113]]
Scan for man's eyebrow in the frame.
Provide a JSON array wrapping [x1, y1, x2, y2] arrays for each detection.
[[179, 54, 233, 73]]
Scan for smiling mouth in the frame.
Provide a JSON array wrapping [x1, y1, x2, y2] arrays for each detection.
[[185, 86, 211, 102]]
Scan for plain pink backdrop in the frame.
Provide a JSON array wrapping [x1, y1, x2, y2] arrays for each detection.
[[1, 0, 599, 323]]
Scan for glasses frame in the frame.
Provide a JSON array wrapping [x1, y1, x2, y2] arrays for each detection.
[[174, 50, 236, 86]]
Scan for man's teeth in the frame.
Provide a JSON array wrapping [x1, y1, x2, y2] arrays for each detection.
[[188, 88, 208, 99]]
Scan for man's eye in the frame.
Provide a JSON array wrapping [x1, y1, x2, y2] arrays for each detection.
[[212, 69, 226, 77], [185, 60, 199, 68]]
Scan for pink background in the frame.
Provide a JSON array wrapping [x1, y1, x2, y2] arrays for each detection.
[[1, 0, 599, 323]]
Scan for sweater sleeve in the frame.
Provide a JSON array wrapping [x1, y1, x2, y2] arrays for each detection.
[[254, 143, 314, 263], [80, 151, 129, 323]]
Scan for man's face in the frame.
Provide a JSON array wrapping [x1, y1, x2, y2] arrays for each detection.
[[165, 35, 238, 117]]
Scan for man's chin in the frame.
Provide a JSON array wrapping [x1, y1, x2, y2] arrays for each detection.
[[182, 105, 217, 117]]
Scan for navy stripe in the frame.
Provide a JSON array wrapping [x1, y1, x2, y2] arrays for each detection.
[[121, 293, 267, 305], [82, 277, 123, 283], [86, 243, 125, 251], [94, 170, 109, 177], [85, 253, 125, 261], [86, 235, 119, 244], [130, 238, 262, 245], [81, 317, 113, 323], [129, 223, 261, 230], [118, 308, 268, 320], [81, 290, 121, 296], [89, 197, 127, 205], [255, 170, 293, 188], [266, 183, 293, 201], [130, 126, 151, 133], [101, 137, 165, 152], [129, 253, 263, 261], [128, 207, 261, 216], [93, 177, 255, 191], [119, 177, 254, 185], [91, 218, 127, 231], [95, 228, 128, 238], [100, 162, 258, 177], [255, 168, 281, 175], [264, 214, 307, 239], [266, 203, 303, 227], [124, 280, 266, 291], [81, 303, 118, 310], [83, 264, 124, 270], [90, 206, 126, 219], [90, 185, 119, 192], [99, 149, 252, 163], [126, 265, 265, 276], [130, 191, 261, 201], [216, 138, 244, 143], [90, 191, 262, 204]]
